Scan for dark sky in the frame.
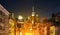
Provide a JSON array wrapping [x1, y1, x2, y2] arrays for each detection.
[[0, 0, 60, 19]]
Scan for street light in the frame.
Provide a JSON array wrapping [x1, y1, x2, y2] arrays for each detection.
[[17, 15, 23, 35], [18, 16, 23, 20]]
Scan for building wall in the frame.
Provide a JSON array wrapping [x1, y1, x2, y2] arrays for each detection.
[[0, 4, 10, 35], [55, 26, 60, 35]]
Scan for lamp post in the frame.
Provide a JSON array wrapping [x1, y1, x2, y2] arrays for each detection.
[[17, 15, 23, 35]]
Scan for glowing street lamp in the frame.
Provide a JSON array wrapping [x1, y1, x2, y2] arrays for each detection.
[[18, 16, 23, 20]]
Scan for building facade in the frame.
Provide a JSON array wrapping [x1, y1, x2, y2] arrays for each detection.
[[55, 13, 60, 35], [50, 13, 60, 35], [0, 4, 10, 35]]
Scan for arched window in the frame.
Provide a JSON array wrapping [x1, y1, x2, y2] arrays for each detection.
[[0, 11, 2, 18], [0, 18, 2, 23], [0, 11, 2, 15], [0, 25, 2, 30]]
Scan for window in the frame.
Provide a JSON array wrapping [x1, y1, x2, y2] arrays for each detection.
[[0, 25, 2, 30], [0, 33, 2, 35], [0, 18, 2, 22], [0, 11, 2, 15], [2, 13, 5, 17], [0, 11, 2, 18]]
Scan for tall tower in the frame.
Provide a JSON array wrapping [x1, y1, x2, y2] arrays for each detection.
[[31, 6, 39, 35], [32, 6, 35, 16]]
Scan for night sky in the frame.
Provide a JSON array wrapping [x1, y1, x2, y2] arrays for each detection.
[[0, 0, 60, 19]]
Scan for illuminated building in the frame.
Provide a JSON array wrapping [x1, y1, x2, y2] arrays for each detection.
[[55, 13, 60, 35], [0, 4, 10, 35], [46, 22, 51, 35], [50, 26, 55, 35], [44, 26, 47, 35], [16, 6, 40, 35], [38, 23, 44, 35], [42, 16, 56, 35], [16, 15, 24, 35], [45, 21, 55, 35], [9, 13, 15, 35], [50, 13, 60, 35], [14, 6, 56, 35]]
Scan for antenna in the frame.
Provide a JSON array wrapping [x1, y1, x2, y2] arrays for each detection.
[[32, 6, 34, 12], [32, 0, 35, 16]]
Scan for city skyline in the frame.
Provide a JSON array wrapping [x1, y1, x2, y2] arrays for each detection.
[[0, 1, 60, 35]]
